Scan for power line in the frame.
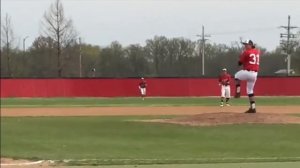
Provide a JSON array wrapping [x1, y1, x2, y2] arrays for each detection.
[[209, 27, 278, 36]]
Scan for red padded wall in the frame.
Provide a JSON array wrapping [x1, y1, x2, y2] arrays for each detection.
[[1, 77, 300, 97]]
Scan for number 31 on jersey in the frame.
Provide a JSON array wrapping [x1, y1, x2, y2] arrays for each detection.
[[249, 54, 260, 65]]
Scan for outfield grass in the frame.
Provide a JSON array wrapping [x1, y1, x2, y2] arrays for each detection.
[[1, 97, 300, 107], [63, 162, 300, 168], [1, 116, 300, 165]]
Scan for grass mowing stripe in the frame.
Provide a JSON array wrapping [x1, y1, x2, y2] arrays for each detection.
[[0, 97, 232, 107], [2, 97, 300, 107]]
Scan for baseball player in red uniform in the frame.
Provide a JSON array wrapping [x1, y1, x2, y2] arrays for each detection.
[[139, 77, 147, 100], [218, 68, 231, 107], [234, 39, 260, 113]]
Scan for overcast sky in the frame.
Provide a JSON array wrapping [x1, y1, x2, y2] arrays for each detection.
[[2, 0, 300, 51]]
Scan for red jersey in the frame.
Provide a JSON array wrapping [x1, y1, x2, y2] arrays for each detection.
[[239, 48, 260, 72], [139, 81, 147, 88], [219, 73, 231, 86]]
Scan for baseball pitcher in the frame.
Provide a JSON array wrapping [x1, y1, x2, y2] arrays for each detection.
[[234, 39, 260, 113]]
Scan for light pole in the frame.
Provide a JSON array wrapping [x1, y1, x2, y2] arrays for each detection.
[[23, 36, 29, 52]]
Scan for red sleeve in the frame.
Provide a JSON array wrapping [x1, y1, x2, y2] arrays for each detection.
[[227, 74, 231, 82], [239, 51, 246, 64]]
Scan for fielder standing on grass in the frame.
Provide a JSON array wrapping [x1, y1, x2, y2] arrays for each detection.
[[218, 68, 231, 107], [234, 39, 260, 113], [139, 77, 147, 100]]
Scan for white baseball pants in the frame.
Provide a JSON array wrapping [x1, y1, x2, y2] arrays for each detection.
[[221, 85, 231, 98], [140, 88, 146, 95], [234, 70, 258, 95]]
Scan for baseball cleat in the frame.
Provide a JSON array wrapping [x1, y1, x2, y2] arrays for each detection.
[[220, 103, 224, 107], [245, 108, 256, 113], [226, 103, 230, 106]]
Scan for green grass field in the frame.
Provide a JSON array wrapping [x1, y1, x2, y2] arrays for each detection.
[[1, 97, 300, 107], [1, 97, 300, 167], [60, 162, 300, 168], [2, 116, 300, 165]]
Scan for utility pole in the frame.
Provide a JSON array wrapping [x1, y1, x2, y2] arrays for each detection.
[[23, 36, 29, 52], [280, 15, 298, 76], [0, 0, 2, 60], [79, 37, 82, 78], [197, 26, 210, 76]]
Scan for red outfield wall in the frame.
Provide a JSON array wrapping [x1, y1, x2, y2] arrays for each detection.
[[1, 77, 300, 97]]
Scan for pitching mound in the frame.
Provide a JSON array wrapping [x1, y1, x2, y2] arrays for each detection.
[[150, 112, 300, 126]]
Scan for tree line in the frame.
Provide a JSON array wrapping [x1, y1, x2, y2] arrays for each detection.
[[1, 0, 300, 78]]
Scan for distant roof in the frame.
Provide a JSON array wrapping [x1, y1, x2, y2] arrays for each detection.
[[274, 69, 295, 74]]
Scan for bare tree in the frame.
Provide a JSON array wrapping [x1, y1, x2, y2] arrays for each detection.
[[1, 13, 15, 77], [41, 0, 77, 77]]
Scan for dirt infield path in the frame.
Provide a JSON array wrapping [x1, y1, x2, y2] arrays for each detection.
[[1, 106, 300, 117]]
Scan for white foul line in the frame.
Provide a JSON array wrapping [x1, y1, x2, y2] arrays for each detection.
[[1, 160, 44, 166]]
